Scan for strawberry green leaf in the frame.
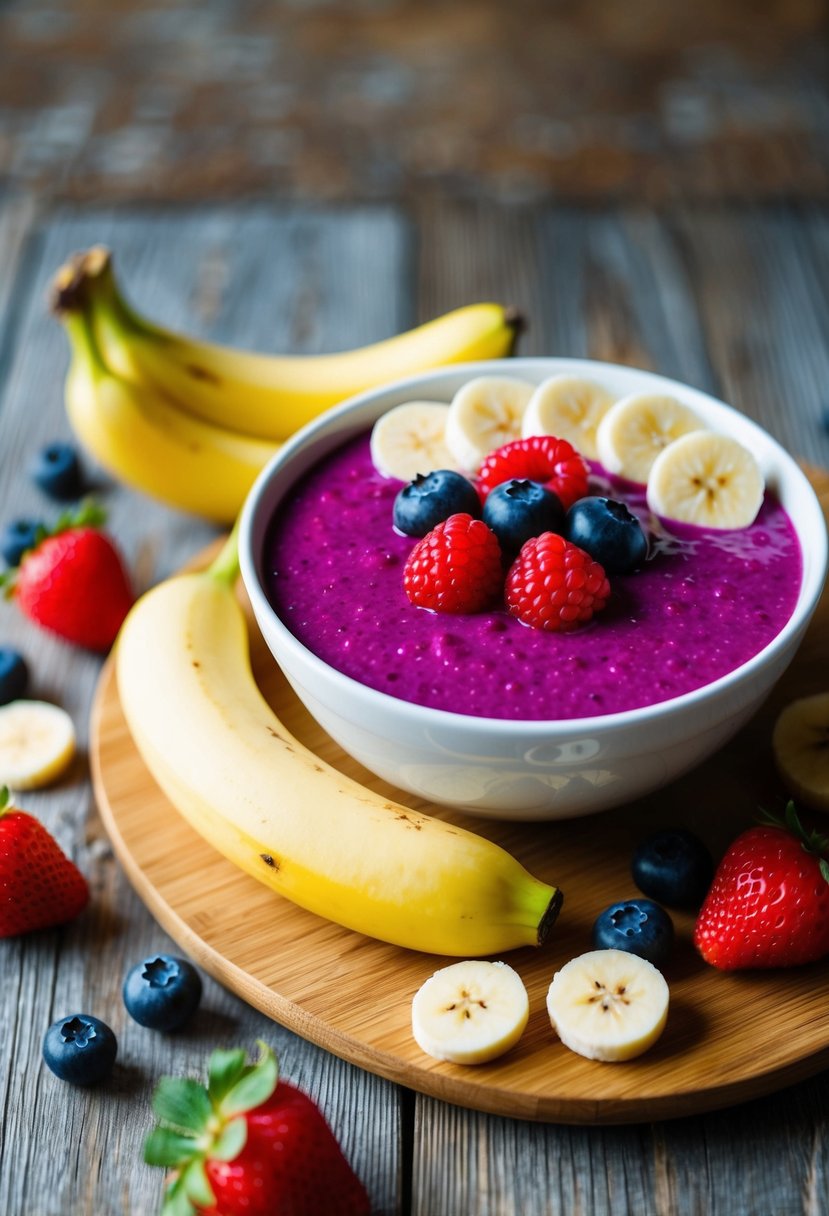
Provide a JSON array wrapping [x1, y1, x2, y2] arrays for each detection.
[[210, 1116, 247, 1162], [143, 1128, 199, 1167], [207, 1047, 248, 1105], [821, 859, 829, 886], [0, 786, 11, 813], [162, 1176, 197, 1216], [219, 1042, 278, 1118], [182, 1159, 216, 1208], [152, 1077, 212, 1134]]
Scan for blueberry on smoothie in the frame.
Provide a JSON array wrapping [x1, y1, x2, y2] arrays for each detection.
[[592, 899, 673, 967], [632, 828, 714, 908], [565, 497, 648, 574], [42, 1014, 117, 1085], [481, 479, 565, 558], [123, 953, 202, 1030], [393, 470, 481, 537]]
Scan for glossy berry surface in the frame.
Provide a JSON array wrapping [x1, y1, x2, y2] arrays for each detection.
[[481, 478, 565, 558], [633, 828, 714, 908], [42, 1013, 117, 1085], [477, 435, 589, 510], [393, 469, 480, 537], [123, 953, 203, 1030], [404, 513, 503, 614], [505, 532, 610, 631], [565, 496, 649, 574], [0, 519, 42, 568], [592, 898, 674, 967], [31, 442, 84, 501], [0, 648, 28, 706]]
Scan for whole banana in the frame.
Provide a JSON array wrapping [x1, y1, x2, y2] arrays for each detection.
[[55, 306, 277, 523], [115, 536, 563, 957], [67, 246, 523, 442]]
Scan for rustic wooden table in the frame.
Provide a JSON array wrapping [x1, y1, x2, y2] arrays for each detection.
[[2, 198, 829, 1215]]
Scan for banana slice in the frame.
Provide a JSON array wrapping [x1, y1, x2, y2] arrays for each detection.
[[369, 401, 454, 481], [596, 393, 704, 484], [411, 959, 529, 1064], [546, 949, 669, 1062], [772, 694, 829, 812], [647, 431, 764, 529], [445, 376, 535, 472], [0, 700, 76, 790], [522, 375, 615, 460]]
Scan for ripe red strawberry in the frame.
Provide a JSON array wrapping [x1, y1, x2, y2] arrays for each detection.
[[0, 785, 89, 936], [478, 435, 589, 510], [505, 532, 610, 631], [1, 502, 133, 652], [145, 1044, 370, 1216], [694, 803, 829, 970], [403, 512, 503, 614]]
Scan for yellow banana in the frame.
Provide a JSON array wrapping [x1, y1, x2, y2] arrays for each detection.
[[60, 247, 523, 442], [54, 305, 278, 524], [115, 535, 562, 956]]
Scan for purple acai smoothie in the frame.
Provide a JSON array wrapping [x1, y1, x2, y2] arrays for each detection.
[[264, 432, 802, 721]]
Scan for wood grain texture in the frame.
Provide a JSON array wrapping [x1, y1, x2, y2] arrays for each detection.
[[0, 207, 408, 1216]]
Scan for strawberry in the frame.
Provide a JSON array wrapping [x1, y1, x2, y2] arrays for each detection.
[[0, 501, 133, 652], [145, 1043, 370, 1216], [694, 803, 829, 970], [0, 785, 89, 936]]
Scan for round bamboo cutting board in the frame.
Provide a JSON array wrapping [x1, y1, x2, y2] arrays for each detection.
[[91, 470, 829, 1125]]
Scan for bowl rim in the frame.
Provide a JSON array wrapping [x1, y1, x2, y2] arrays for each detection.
[[239, 356, 828, 739]]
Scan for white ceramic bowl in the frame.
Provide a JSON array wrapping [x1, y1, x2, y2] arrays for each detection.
[[239, 358, 827, 821]]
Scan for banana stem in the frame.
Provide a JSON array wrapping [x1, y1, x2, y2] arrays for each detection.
[[208, 518, 241, 586]]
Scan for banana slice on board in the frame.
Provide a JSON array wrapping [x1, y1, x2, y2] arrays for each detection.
[[773, 694, 829, 812], [445, 376, 535, 472], [522, 375, 615, 460], [369, 401, 454, 481], [411, 959, 529, 1064], [646, 431, 764, 529], [546, 949, 669, 1062], [596, 393, 704, 484], [0, 700, 76, 790]]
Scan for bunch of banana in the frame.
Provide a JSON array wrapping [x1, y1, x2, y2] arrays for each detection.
[[115, 529, 563, 956], [50, 247, 522, 522]]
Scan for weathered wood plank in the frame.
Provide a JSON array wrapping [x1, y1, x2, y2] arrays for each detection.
[[0, 205, 408, 1216], [412, 200, 829, 1216]]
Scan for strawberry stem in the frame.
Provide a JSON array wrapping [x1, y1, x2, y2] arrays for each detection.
[[758, 801, 829, 884]]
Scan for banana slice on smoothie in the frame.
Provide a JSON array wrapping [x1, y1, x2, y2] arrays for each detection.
[[546, 949, 669, 1062], [412, 959, 530, 1064], [647, 431, 764, 529], [370, 401, 454, 481], [522, 375, 615, 460], [773, 694, 829, 812], [445, 376, 535, 472], [596, 393, 704, 484], [0, 700, 76, 790]]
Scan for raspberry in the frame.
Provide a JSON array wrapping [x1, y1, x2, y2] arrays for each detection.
[[505, 532, 611, 631], [404, 513, 504, 614], [478, 435, 589, 510]]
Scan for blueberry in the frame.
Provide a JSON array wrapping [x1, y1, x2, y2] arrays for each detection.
[[565, 496, 648, 574], [31, 442, 84, 501], [42, 1014, 117, 1085], [393, 470, 480, 537], [592, 898, 674, 967], [0, 519, 42, 568], [482, 479, 565, 558], [0, 648, 28, 705], [123, 953, 202, 1030], [632, 828, 714, 908]]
